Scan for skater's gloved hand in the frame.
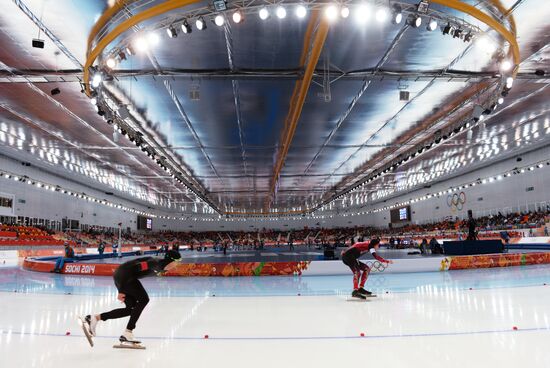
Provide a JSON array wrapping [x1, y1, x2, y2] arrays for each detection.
[[385, 260, 394, 265], [117, 293, 126, 302]]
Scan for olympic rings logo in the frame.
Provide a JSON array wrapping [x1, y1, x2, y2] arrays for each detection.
[[447, 191, 466, 211], [366, 261, 386, 272]]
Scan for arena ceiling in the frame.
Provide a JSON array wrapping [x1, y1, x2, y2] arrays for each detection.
[[0, 0, 549, 218]]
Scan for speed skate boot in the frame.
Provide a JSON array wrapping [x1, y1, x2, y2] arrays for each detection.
[[120, 329, 140, 344], [84, 315, 98, 336], [351, 289, 366, 299], [357, 288, 372, 297]]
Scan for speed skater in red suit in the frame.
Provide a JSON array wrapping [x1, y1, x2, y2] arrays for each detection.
[[341, 238, 393, 299]]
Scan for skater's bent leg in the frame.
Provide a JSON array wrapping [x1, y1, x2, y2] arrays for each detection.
[[124, 281, 149, 331], [100, 294, 136, 322], [353, 270, 360, 290], [359, 268, 370, 288], [359, 262, 370, 288]]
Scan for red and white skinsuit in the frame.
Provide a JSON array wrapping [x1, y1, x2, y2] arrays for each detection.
[[341, 240, 389, 290]]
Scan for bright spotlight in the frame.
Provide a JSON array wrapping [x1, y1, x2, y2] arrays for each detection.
[[392, 12, 402, 24], [259, 7, 269, 20], [497, 97, 504, 105], [340, 6, 350, 18], [276, 6, 286, 19], [232, 11, 243, 23], [427, 19, 437, 31], [147, 32, 160, 46], [134, 36, 148, 52], [501, 60, 512, 71], [91, 74, 102, 88], [325, 5, 338, 21], [391, 5, 402, 24], [409, 15, 422, 28], [506, 77, 514, 89], [196, 17, 206, 30], [90, 97, 97, 105], [166, 26, 177, 38], [375, 8, 387, 22], [214, 14, 225, 26], [476, 35, 496, 54], [296, 5, 307, 18], [106, 58, 116, 69], [181, 20, 192, 34], [356, 4, 371, 24]]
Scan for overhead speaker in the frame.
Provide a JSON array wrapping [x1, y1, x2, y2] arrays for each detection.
[[32, 38, 45, 48]]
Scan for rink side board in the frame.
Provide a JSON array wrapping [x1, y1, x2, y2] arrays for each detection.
[[22, 251, 550, 277]]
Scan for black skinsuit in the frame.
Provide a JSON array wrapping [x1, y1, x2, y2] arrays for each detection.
[[100, 257, 171, 330]]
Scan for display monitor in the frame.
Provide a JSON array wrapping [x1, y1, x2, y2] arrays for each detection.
[[137, 215, 152, 231], [390, 206, 411, 223]]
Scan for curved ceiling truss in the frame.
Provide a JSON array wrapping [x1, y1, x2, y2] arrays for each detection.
[[80, 0, 520, 218]]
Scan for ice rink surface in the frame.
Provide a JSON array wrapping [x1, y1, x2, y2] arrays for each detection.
[[1, 263, 550, 368]]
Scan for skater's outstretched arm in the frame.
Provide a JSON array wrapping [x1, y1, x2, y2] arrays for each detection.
[[369, 248, 393, 264]]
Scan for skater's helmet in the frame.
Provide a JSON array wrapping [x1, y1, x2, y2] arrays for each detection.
[[164, 249, 181, 262], [370, 237, 380, 246]]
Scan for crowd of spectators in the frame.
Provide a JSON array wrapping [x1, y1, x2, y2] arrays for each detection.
[[2, 209, 549, 249]]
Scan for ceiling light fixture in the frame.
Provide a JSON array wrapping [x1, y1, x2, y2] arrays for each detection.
[[325, 5, 338, 21], [91, 74, 102, 88], [134, 37, 148, 52], [391, 5, 402, 24], [427, 18, 437, 31], [500, 60, 512, 72], [336, 6, 347, 19], [106, 57, 117, 69], [232, 10, 243, 23], [276, 6, 287, 19], [356, 4, 371, 24], [409, 15, 422, 28], [506, 77, 514, 89], [296, 5, 307, 19], [181, 20, 192, 34], [166, 26, 177, 38], [196, 17, 207, 30], [259, 7, 269, 20], [214, 14, 225, 26], [453, 28, 463, 38], [476, 35, 496, 54]]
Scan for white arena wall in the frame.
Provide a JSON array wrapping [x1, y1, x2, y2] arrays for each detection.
[[0, 154, 153, 230], [364, 144, 550, 228], [2, 143, 550, 233]]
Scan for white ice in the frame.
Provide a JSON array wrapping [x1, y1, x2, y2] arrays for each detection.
[[1, 269, 550, 367]]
